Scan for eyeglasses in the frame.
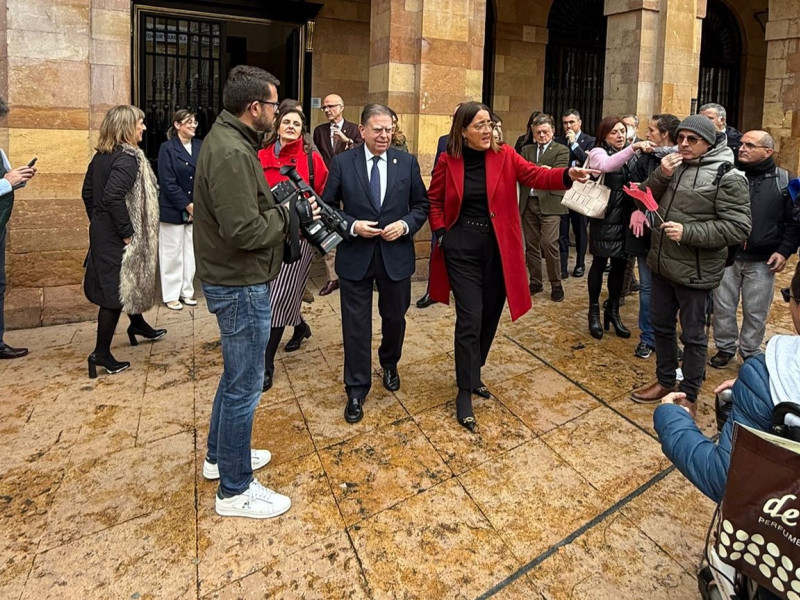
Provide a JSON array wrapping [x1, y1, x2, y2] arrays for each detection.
[[254, 99, 280, 111], [470, 121, 496, 132], [368, 126, 395, 135], [741, 141, 770, 150], [677, 133, 703, 145], [781, 288, 799, 303], [321, 104, 343, 111]]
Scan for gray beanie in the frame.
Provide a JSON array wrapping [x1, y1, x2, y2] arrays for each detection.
[[677, 114, 717, 146]]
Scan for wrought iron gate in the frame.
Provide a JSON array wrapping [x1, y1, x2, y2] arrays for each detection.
[[543, 0, 607, 136], [697, 0, 741, 128]]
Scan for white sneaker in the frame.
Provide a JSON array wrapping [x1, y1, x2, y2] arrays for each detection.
[[203, 449, 272, 480], [215, 478, 291, 519]]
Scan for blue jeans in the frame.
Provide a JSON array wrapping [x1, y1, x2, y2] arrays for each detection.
[[637, 257, 654, 347], [203, 282, 271, 497]]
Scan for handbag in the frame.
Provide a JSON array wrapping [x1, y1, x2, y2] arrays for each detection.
[[715, 423, 800, 599], [560, 158, 610, 218]]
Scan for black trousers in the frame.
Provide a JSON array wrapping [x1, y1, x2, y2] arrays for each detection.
[[651, 273, 710, 401], [443, 221, 506, 391], [339, 245, 410, 400], [559, 209, 588, 272]]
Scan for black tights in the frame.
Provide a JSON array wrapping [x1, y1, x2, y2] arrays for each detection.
[[94, 307, 122, 357], [588, 256, 627, 305], [264, 326, 285, 378]]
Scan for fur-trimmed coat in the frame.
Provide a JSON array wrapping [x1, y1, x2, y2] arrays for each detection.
[[82, 144, 160, 313]]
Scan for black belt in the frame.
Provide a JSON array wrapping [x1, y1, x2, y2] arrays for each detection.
[[460, 216, 491, 233]]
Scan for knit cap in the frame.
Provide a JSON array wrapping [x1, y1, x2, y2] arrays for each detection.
[[677, 114, 717, 145]]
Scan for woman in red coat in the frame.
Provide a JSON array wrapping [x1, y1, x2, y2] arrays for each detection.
[[258, 104, 328, 391], [428, 101, 595, 431]]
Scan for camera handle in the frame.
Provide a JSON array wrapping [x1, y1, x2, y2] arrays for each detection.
[[283, 192, 303, 264]]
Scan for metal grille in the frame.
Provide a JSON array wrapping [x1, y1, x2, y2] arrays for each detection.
[[543, 0, 607, 136], [139, 14, 223, 161], [697, 0, 742, 128]]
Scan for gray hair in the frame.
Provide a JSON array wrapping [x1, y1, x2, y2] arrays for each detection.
[[757, 131, 775, 149], [699, 102, 727, 120], [360, 103, 393, 126], [621, 113, 639, 127]]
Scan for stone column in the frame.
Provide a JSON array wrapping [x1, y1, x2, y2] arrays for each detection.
[[763, 0, 800, 173], [369, 0, 485, 275], [603, 0, 703, 135]]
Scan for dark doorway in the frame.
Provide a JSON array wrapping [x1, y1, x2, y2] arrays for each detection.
[[543, 0, 607, 135], [482, 0, 496, 107], [697, 0, 742, 128]]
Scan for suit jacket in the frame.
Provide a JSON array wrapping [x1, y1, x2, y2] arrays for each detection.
[[428, 144, 569, 320], [554, 131, 595, 166], [157, 136, 202, 224], [322, 145, 429, 282], [312, 119, 363, 166], [432, 134, 448, 175], [518, 141, 570, 215]]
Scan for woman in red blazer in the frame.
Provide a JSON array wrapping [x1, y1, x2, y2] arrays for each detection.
[[428, 101, 594, 431]]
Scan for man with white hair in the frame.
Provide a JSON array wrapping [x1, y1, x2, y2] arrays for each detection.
[[699, 102, 742, 154]]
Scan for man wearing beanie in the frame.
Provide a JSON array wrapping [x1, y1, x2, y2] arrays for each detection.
[[709, 131, 800, 368], [631, 114, 751, 411]]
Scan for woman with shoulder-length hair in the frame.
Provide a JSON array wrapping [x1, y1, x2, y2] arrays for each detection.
[[428, 101, 595, 431], [82, 104, 165, 378], [157, 109, 201, 310], [257, 103, 329, 391]]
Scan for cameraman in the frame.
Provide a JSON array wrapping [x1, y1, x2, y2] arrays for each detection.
[[654, 261, 800, 505]]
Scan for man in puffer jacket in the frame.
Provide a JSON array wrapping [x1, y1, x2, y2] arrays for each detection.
[[631, 115, 751, 408]]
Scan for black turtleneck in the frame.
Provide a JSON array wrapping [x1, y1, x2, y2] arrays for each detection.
[[461, 146, 489, 220]]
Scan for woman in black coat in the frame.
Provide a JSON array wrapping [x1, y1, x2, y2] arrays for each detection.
[[584, 116, 653, 340], [82, 105, 165, 378], [157, 109, 202, 310]]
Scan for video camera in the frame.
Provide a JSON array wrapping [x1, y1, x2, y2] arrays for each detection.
[[270, 165, 352, 261]]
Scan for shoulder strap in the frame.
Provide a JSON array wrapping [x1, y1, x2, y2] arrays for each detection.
[[307, 150, 315, 189], [776, 167, 789, 194], [712, 161, 735, 188]]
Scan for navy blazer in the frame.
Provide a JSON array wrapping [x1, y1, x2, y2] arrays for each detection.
[[554, 132, 595, 167], [322, 145, 429, 282], [432, 134, 448, 176], [157, 136, 202, 224]]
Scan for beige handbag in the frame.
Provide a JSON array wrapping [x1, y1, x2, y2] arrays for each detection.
[[560, 158, 610, 218]]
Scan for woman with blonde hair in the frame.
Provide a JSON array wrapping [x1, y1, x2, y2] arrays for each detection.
[[82, 104, 165, 378]]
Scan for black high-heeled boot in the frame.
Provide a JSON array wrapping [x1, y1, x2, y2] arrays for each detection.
[[284, 321, 311, 352], [456, 388, 476, 432], [88, 353, 130, 378], [604, 298, 631, 338], [588, 303, 603, 339], [127, 323, 167, 346]]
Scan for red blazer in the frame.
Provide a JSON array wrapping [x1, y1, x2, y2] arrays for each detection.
[[258, 137, 328, 196], [428, 144, 569, 321]]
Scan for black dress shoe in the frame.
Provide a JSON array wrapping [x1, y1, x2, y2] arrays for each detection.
[[529, 283, 544, 295], [382, 367, 400, 391], [262, 373, 273, 392], [551, 286, 565, 302], [416, 293, 435, 309], [0, 342, 28, 359], [473, 386, 491, 399], [572, 265, 585, 277], [319, 280, 339, 296], [344, 397, 364, 423], [560, 270, 570, 280], [458, 416, 477, 432], [127, 325, 167, 346], [284, 322, 311, 352]]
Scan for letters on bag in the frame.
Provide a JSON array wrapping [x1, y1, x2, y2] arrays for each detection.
[[717, 424, 800, 599], [560, 158, 610, 219]]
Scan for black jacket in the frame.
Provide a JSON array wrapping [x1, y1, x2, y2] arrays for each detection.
[[554, 131, 595, 166], [589, 161, 630, 259], [736, 158, 800, 261], [626, 152, 664, 257], [157, 136, 202, 224]]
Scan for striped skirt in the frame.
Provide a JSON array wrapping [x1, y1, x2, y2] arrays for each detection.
[[269, 239, 313, 328]]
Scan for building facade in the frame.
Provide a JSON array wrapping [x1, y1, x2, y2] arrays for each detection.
[[0, 0, 798, 329]]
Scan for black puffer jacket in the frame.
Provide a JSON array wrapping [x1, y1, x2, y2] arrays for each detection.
[[588, 147, 629, 259]]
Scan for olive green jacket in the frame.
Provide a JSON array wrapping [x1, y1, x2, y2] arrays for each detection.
[[644, 141, 751, 290], [518, 141, 570, 215], [193, 110, 289, 286]]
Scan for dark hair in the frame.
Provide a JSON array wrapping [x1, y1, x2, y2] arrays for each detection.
[[532, 114, 555, 129], [446, 101, 498, 158], [517, 110, 543, 147], [222, 65, 280, 117], [264, 105, 312, 154], [651, 113, 681, 144], [360, 103, 393, 126], [388, 108, 407, 146], [562, 108, 581, 120], [793, 261, 800, 303], [595, 115, 625, 149], [167, 109, 195, 140], [278, 98, 301, 111], [0, 97, 8, 119]]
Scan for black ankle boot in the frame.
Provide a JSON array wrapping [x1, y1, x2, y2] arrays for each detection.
[[127, 324, 167, 346], [284, 321, 311, 352], [604, 299, 631, 338], [588, 303, 603, 339], [88, 353, 131, 378]]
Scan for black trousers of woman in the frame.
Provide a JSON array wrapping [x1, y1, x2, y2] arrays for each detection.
[[443, 221, 506, 416], [587, 255, 627, 303]]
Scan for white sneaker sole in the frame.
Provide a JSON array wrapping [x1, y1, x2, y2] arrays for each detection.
[[215, 497, 291, 519], [203, 450, 272, 480]]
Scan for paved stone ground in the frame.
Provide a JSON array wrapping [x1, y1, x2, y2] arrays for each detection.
[[1, 257, 796, 599]]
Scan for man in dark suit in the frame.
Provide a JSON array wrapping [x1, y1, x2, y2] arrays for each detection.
[[554, 108, 595, 278], [312, 94, 364, 296], [519, 114, 570, 302], [323, 103, 429, 423]]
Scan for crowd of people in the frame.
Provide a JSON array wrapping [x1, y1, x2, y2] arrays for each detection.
[[0, 65, 798, 531]]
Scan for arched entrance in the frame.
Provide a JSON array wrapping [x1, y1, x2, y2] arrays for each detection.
[[697, 0, 742, 127], [543, 0, 606, 134]]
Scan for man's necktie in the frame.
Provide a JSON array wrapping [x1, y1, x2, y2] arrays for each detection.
[[537, 144, 544, 163], [370, 156, 381, 211]]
